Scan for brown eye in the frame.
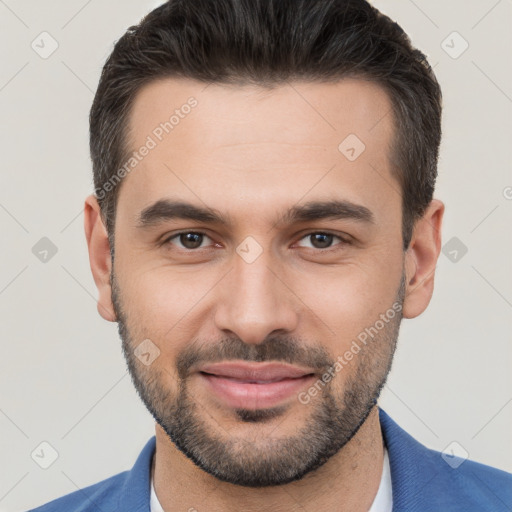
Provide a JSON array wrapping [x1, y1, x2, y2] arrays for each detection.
[[309, 233, 334, 249], [180, 233, 203, 249], [166, 232, 211, 250], [296, 232, 348, 250]]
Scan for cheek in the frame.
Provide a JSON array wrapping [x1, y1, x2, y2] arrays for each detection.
[[299, 259, 402, 342], [117, 266, 216, 347]]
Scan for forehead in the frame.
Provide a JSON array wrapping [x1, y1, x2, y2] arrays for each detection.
[[118, 77, 398, 228]]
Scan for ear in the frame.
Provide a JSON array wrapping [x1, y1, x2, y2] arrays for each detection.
[[402, 199, 445, 319], [84, 194, 116, 322]]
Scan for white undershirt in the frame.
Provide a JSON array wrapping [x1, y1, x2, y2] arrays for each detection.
[[369, 448, 393, 512], [150, 448, 392, 512]]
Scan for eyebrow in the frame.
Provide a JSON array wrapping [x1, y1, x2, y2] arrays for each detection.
[[136, 198, 375, 228]]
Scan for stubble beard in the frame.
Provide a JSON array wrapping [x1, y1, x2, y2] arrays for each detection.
[[112, 271, 405, 487]]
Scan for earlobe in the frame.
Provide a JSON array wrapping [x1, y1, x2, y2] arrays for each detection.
[[84, 194, 117, 322], [402, 199, 445, 319]]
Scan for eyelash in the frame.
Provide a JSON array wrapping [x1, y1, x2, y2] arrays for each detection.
[[161, 231, 352, 252]]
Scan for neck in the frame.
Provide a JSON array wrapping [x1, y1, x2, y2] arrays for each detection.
[[152, 405, 384, 512]]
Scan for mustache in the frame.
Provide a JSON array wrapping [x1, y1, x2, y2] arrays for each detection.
[[176, 336, 334, 380]]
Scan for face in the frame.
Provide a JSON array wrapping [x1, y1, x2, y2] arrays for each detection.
[[108, 77, 409, 486]]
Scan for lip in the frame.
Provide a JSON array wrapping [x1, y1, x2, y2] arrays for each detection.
[[199, 361, 315, 381], [198, 361, 317, 410]]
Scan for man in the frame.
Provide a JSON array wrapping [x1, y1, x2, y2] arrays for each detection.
[[29, 0, 512, 511]]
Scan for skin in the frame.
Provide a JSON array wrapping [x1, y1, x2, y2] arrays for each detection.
[[84, 77, 444, 511]]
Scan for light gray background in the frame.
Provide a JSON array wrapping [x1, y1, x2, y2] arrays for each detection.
[[1, 1, 511, 510]]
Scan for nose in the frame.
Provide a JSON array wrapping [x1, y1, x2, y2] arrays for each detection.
[[213, 249, 299, 345]]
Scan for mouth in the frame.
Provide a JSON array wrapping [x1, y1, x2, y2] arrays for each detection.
[[197, 361, 318, 410]]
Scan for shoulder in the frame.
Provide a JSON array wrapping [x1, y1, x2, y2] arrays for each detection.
[[417, 444, 512, 512], [27, 471, 128, 512], [379, 408, 512, 511], [27, 436, 156, 512], [440, 452, 512, 507]]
